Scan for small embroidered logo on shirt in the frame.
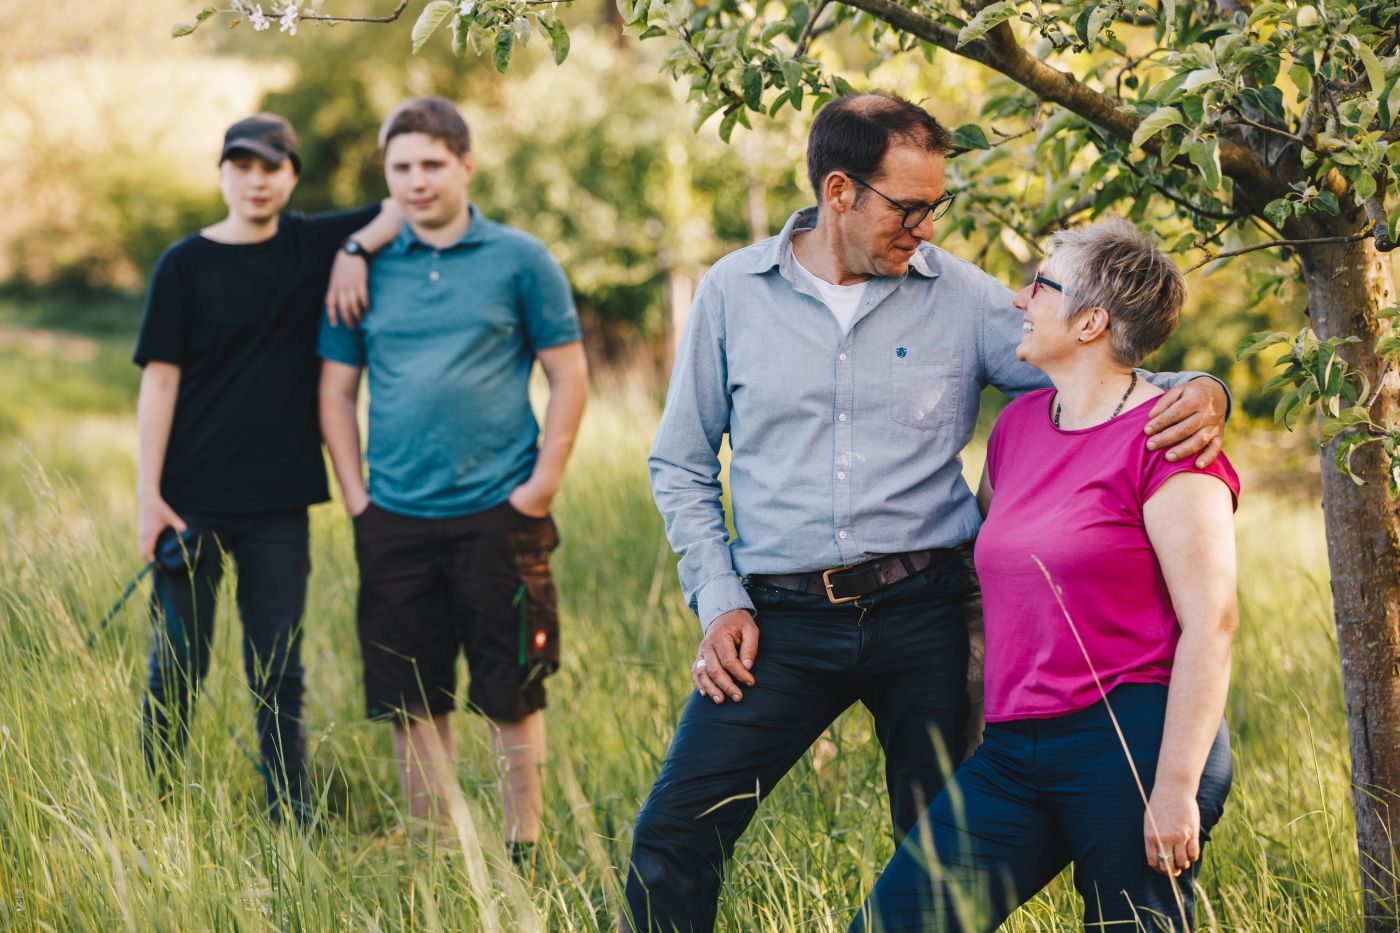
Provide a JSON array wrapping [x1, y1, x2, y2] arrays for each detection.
[[896, 347, 907, 358]]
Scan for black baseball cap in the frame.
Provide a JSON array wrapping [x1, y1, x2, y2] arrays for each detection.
[[220, 113, 302, 173]]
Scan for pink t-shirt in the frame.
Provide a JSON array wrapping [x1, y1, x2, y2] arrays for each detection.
[[975, 388, 1240, 722]]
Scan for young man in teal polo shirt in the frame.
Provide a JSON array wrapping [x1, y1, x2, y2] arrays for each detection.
[[318, 97, 587, 858]]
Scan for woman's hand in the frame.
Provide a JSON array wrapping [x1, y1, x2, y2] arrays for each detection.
[[1143, 784, 1201, 877]]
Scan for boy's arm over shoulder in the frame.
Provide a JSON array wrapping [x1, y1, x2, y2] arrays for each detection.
[[303, 202, 388, 259]]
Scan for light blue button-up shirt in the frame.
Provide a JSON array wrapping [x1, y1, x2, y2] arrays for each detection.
[[649, 207, 1217, 629]]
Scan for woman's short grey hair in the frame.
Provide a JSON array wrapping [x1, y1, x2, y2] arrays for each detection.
[[1047, 217, 1186, 367]]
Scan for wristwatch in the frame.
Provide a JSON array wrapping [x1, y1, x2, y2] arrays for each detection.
[[340, 237, 371, 259]]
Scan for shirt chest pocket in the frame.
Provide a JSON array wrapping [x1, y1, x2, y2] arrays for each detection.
[[889, 348, 963, 431]]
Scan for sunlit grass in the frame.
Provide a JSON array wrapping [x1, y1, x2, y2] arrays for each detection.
[[0, 297, 1362, 930]]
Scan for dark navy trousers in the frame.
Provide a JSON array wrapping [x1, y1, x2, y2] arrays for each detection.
[[624, 550, 980, 932], [851, 682, 1233, 932], [141, 510, 312, 823]]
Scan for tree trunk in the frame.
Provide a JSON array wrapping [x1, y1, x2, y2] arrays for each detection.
[[1299, 235, 1400, 929]]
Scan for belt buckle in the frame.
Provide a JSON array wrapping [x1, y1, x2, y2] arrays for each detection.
[[822, 565, 862, 605]]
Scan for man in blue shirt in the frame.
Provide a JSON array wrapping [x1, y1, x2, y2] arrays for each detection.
[[318, 97, 587, 859], [623, 94, 1229, 930]]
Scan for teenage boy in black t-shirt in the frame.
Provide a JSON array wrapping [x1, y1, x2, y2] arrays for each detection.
[[133, 113, 399, 822]]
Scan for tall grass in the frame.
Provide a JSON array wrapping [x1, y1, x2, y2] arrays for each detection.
[[0, 296, 1362, 930]]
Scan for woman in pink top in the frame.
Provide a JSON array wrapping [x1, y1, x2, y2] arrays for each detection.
[[852, 218, 1239, 932]]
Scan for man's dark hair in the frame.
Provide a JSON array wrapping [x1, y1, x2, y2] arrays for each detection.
[[379, 96, 471, 156], [806, 93, 951, 201]]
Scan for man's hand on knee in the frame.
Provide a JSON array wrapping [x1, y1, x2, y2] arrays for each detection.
[[691, 610, 759, 704]]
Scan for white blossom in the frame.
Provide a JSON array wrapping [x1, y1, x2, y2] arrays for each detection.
[[248, 3, 271, 30], [277, 1, 300, 35]]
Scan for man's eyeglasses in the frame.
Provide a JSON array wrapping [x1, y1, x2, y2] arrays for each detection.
[[847, 174, 956, 229], [1030, 271, 1066, 299]]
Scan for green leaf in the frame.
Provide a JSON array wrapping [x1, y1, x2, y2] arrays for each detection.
[[637, 25, 667, 40], [1130, 106, 1182, 150], [1354, 171, 1377, 203], [493, 28, 514, 73], [1335, 432, 1374, 484], [171, 20, 197, 38], [782, 60, 805, 109], [452, 17, 468, 57], [1376, 335, 1400, 358], [761, 20, 790, 43], [1160, 0, 1176, 31], [196, 6, 218, 23], [1247, 2, 1288, 24], [743, 67, 763, 112], [1377, 305, 1400, 320], [1085, 4, 1114, 43], [768, 89, 792, 116], [1181, 68, 1220, 92], [692, 99, 722, 132], [951, 123, 991, 150], [719, 107, 740, 143], [1236, 330, 1291, 360], [1315, 191, 1341, 215], [1354, 38, 1387, 99], [545, 16, 571, 64], [411, 0, 456, 54], [1275, 386, 1305, 429], [957, 1, 1019, 48], [1288, 63, 1312, 102], [1189, 138, 1221, 191], [1263, 198, 1292, 228], [512, 16, 531, 48]]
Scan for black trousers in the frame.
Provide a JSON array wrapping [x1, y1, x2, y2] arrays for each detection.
[[141, 510, 311, 822], [624, 549, 980, 932], [850, 682, 1233, 932]]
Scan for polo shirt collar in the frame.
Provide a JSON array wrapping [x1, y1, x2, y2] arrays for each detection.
[[748, 206, 941, 281], [391, 203, 498, 253]]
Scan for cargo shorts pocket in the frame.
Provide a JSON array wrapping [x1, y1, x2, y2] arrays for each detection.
[[508, 518, 562, 685]]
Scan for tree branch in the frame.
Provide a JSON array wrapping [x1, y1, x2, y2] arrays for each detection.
[[1221, 110, 1309, 147], [833, 0, 1283, 203], [795, 0, 833, 56], [1184, 232, 1370, 273], [1120, 158, 1248, 223], [298, 0, 411, 24]]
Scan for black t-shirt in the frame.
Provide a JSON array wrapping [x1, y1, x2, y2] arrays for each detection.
[[134, 206, 380, 514]]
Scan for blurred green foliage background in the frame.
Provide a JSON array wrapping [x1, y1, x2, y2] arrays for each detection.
[[0, 0, 1322, 456]]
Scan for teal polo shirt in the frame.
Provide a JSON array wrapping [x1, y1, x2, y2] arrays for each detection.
[[318, 205, 581, 518]]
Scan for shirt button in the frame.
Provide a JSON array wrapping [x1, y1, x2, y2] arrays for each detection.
[[838, 530, 848, 540], [838, 413, 847, 422], [839, 353, 847, 361], [429, 270, 440, 282], [837, 471, 846, 480]]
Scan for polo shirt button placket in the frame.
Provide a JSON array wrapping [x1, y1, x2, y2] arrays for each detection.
[[429, 250, 441, 283]]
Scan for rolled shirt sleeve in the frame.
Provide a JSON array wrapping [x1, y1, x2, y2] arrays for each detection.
[[317, 307, 366, 367], [517, 242, 582, 351], [647, 278, 755, 630]]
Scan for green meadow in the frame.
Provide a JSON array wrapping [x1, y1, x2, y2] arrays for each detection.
[[0, 295, 1359, 930]]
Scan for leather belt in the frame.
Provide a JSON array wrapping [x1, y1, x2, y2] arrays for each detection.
[[748, 547, 962, 605]]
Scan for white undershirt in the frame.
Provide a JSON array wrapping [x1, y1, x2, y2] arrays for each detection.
[[792, 252, 867, 333]]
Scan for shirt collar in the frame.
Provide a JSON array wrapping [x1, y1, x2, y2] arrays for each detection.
[[391, 202, 497, 253], [746, 206, 941, 281]]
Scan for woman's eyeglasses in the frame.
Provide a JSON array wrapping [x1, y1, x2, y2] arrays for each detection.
[[1030, 271, 1066, 299]]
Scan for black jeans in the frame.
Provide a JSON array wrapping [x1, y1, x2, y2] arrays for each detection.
[[624, 549, 979, 932], [141, 510, 311, 822], [850, 682, 1233, 932]]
